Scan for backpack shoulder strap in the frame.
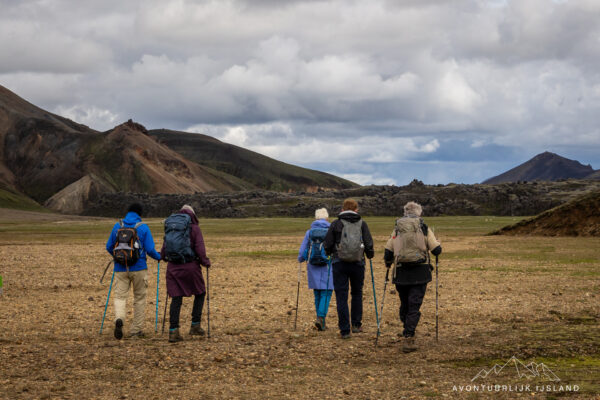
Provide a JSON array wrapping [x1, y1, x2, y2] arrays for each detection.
[[119, 219, 124, 228], [133, 222, 143, 229]]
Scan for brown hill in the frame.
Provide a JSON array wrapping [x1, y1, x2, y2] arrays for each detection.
[[150, 129, 358, 192], [0, 90, 247, 213], [483, 152, 595, 184], [0, 85, 357, 213], [491, 189, 600, 236]]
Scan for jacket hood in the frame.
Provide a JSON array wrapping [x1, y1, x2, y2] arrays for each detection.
[[311, 219, 331, 229], [179, 208, 199, 225], [122, 211, 142, 225], [338, 210, 362, 223]]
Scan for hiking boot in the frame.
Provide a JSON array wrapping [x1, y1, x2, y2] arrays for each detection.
[[114, 319, 123, 340], [341, 332, 351, 339], [351, 325, 363, 333], [128, 331, 145, 339], [402, 336, 417, 353], [169, 328, 183, 343], [189, 324, 205, 336], [315, 317, 326, 331]]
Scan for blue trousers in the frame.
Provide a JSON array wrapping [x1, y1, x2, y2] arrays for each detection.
[[332, 261, 365, 334], [313, 289, 333, 317]]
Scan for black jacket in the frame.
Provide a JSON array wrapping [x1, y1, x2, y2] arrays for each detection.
[[324, 211, 375, 261]]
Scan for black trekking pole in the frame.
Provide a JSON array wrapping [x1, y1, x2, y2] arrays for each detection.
[[435, 255, 439, 342], [375, 267, 390, 347], [161, 291, 169, 334], [293, 262, 301, 331], [100, 260, 113, 283], [206, 266, 211, 339], [369, 259, 380, 343]]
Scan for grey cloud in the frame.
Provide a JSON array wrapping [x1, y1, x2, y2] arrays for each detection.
[[1, 0, 599, 184]]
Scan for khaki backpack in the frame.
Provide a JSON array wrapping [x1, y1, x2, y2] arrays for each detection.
[[391, 217, 428, 265]]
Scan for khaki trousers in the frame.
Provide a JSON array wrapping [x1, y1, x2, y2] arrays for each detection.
[[113, 270, 148, 334]]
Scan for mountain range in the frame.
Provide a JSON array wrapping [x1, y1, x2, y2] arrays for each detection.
[[0, 85, 356, 212], [483, 152, 598, 184]]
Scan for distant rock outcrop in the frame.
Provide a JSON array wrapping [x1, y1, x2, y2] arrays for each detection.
[[483, 152, 596, 184], [83, 179, 600, 218], [492, 189, 600, 236]]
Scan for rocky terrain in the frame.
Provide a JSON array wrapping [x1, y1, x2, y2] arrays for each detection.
[[84, 178, 600, 218], [492, 189, 600, 236], [1, 212, 598, 398]]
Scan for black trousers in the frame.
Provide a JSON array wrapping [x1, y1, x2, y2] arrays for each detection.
[[169, 293, 206, 330], [332, 261, 365, 334], [396, 283, 427, 337]]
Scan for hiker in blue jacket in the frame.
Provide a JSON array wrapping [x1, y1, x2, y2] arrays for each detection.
[[105, 203, 161, 339], [298, 208, 333, 331]]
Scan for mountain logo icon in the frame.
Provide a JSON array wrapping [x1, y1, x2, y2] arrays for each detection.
[[471, 356, 561, 382]]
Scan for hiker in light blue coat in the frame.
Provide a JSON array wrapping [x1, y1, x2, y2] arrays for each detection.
[[298, 208, 333, 331]]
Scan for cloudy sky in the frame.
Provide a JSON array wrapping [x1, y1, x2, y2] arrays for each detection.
[[2, 0, 600, 185]]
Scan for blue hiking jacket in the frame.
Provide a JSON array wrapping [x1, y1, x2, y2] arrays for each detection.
[[106, 212, 161, 272], [298, 219, 334, 290]]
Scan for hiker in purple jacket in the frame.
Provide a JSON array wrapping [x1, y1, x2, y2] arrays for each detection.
[[298, 208, 333, 331], [160, 205, 211, 342]]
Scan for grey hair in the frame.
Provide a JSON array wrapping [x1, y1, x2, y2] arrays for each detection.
[[181, 204, 196, 215], [315, 208, 329, 220], [403, 201, 422, 217]]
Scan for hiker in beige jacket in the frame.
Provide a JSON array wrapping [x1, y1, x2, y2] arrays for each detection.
[[383, 201, 441, 352]]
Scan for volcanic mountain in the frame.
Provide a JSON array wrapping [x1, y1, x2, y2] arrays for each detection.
[[0, 85, 356, 213], [149, 129, 356, 192], [483, 152, 597, 184]]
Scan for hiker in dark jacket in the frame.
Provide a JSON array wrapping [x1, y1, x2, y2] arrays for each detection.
[[160, 205, 211, 343], [105, 203, 161, 339], [323, 198, 374, 339], [384, 201, 441, 353]]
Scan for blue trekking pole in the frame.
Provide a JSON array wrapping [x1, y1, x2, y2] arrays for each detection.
[[369, 259, 380, 343], [100, 268, 115, 334], [155, 261, 160, 333]]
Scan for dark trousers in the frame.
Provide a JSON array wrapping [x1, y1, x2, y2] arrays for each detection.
[[332, 261, 365, 334], [169, 293, 206, 330], [396, 283, 427, 337]]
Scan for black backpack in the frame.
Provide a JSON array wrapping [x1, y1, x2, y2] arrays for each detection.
[[164, 213, 196, 264], [113, 221, 142, 267]]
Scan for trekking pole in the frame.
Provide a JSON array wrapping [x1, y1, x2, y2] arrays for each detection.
[[100, 260, 113, 283], [293, 262, 301, 330], [375, 267, 390, 347], [369, 259, 380, 343], [155, 261, 160, 333], [99, 269, 115, 334], [206, 266, 211, 339], [161, 291, 169, 334], [435, 255, 439, 342]]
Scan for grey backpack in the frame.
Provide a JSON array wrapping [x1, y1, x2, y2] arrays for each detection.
[[163, 213, 196, 264], [336, 219, 364, 262]]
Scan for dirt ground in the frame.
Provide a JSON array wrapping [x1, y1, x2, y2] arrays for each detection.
[[0, 211, 598, 399]]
